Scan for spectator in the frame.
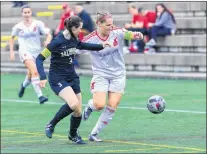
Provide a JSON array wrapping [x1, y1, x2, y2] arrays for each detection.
[[74, 4, 94, 39], [54, 3, 74, 36], [138, 7, 156, 29], [125, 5, 141, 30], [136, 8, 157, 53], [125, 6, 148, 35], [73, 4, 95, 66], [125, 5, 151, 53], [146, 3, 176, 47]]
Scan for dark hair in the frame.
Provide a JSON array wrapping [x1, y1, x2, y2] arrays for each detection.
[[64, 15, 82, 38], [156, 3, 176, 24], [96, 10, 112, 24], [21, 5, 31, 12], [138, 7, 143, 13]]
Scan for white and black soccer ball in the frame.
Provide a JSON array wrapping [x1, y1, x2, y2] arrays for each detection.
[[147, 95, 166, 114]]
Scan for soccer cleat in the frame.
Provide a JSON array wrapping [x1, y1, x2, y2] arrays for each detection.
[[45, 123, 54, 138], [68, 131, 86, 144], [18, 83, 25, 98], [39, 96, 48, 104], [88, 134, 103, 142], [82, 103, 93, 121]]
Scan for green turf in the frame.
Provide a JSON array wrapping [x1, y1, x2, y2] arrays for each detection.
[[1, 73, 206, 153]]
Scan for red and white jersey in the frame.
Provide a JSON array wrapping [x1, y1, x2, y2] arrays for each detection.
[[77, 28, 126, 78], [11, 19, 50, 55]]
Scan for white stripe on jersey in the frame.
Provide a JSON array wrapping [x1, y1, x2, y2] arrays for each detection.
[[11, 19, 50, 55], [78, 29, 126, 79]]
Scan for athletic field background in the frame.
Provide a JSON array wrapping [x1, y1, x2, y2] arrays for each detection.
[[1, 73, 206, 153]]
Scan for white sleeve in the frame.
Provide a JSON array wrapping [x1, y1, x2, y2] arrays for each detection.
[[113, 28, 126, 42], [11, 24, 20, 37], [37, 20, 50, 35]]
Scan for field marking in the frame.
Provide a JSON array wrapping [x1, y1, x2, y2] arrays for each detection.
[[1, 130, 66, 138], [4, 140, 50, 143], [56, 141, 125, 149], [1, 129, 206, 152], [104, 147, 162, 152], [1, 132, 123, 149], [170, 151, 201, 153], [1, 98, 206, 114], [104, 140, 206, 152], [21, 135, 45, 138]]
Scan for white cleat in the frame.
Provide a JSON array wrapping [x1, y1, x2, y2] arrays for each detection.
[[88, 134, 103, 142], [82, 101, 93, 121]]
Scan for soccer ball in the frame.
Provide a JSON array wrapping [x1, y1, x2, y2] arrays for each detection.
[[147, 95, 166, 114]]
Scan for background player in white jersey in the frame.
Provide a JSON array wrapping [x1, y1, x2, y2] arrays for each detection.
[[77, 10, 143, 141], [9, 5, 52, 104]]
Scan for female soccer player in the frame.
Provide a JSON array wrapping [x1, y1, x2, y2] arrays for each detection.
[[36, 15, 111, 144], [9, 5, 52, 104], [79, 10, 143, 142]]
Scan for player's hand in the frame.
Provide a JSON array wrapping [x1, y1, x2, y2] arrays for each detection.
[[39, 80, 47, 88], [10, 51, 15, 61], [102, 41, 112, 48], [133, 32, 144, 40], [43, 41, 50, 47], [125, 23, 131, 29], [148, 23, 154, 28]]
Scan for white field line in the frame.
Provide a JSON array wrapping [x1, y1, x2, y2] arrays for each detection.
[[1, 98, 206, 114]]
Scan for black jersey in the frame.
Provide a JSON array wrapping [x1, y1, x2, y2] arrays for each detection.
[[36, 31, 104, 81], [47, 32, 81, 80]]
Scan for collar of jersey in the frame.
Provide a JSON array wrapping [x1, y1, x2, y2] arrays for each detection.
[[96, 30, 110, 41]]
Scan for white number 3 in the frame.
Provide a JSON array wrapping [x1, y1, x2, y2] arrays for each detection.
[[69, 57, 73, 64]]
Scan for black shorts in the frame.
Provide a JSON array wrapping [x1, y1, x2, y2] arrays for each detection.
[[49, 77, 81, 95]]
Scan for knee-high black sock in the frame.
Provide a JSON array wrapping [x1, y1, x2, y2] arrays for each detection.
[[50, 104, 73, 126], [70, 115, 82, 137]]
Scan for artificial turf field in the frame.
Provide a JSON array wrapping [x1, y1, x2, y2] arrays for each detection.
[[1, 73, 206, 153]]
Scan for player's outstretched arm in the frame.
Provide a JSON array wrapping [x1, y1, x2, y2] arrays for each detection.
[[124, 31, 144, 40], [76, 41, 112, 51], [10, 24, 19, 61], [36, 48, 51, 88]]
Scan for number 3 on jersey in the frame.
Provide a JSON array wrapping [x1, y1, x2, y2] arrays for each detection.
[[68, 57, 73, 64]]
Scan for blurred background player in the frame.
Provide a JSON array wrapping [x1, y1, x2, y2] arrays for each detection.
[[54, 3, 74, 36], [125, 5, 156, 32], [9, 5, 52, 104], [74, 4, 94, 40], [125, 5, 156, 53], [77, 11, 143, 142], [36, 16, 112, 144], [73, 4, 95, 66]]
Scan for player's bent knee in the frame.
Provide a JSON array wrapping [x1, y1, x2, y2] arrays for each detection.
[[95, 105, 105, 111], [69, 101, 80, 111], [93, 101, 105, 111], [27, 74, 32, 79], [71, 104, 82, 117], [93, 92, 107, 111], [31, 71, 39, 77], [27, 70, 32, 79], [72, 111, 82, 117]]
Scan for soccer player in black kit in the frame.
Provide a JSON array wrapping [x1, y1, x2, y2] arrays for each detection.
[[36, 16, 111, 144]]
